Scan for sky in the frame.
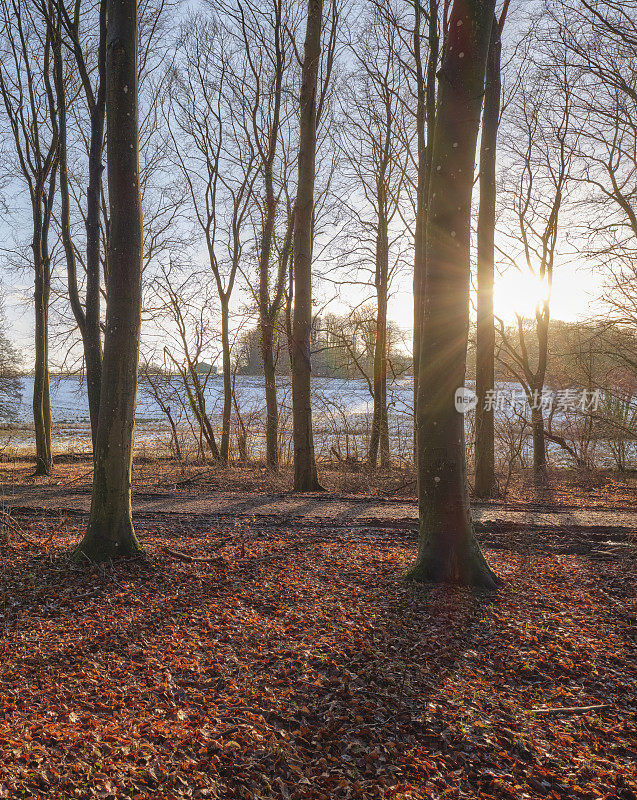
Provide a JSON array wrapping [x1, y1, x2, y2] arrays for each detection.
[[0, 0, 613, 372], [1, 225, 607, 370]]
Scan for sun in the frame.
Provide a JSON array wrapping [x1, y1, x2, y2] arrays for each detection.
[[494, 269, 551, 321]]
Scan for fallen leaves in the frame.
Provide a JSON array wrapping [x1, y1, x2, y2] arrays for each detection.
[[0, 512, 634, 799]]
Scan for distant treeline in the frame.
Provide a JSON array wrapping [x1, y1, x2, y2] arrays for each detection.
[[234, 312, 412, 380]]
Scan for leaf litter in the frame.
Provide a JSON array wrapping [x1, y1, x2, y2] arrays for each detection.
[[0, 514, 634, 799]]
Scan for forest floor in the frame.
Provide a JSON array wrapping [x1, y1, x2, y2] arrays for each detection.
[[0, 460, 635, 799]]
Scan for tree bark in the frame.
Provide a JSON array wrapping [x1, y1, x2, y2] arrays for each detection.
[[220, 295, 231, 463], [74, 0, 143, 561], [0, 0, 58, 478], [413, 0, 439, 460], [259, 163, 280, 470], [407, 0, 499, 589], [474, 16, 500, 498], [369, 205, 389, 469], [83, 0, 107, 450], [33, 144, 56, 477], [261, 316, 279, 469], [291, 0, 323, 492], [33, 236, 52, 476], [531, 404, 548, 486], [53, 5, 105, 451]]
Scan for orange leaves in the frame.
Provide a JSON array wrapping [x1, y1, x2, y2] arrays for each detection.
[[0, 510, 635, 799]]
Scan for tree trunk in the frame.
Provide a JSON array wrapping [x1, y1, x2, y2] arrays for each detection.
[[380, 366, 389, 467], [220, 296, 231, 463], [33, 250, 52, 476], [261, 316, 279, 469], [53, 11, 104, 452], [531, 405, 548, 487], [74, 0, 143, 561], [291, 0, 323, 492], [32, 160, 55, 478], [407, 0, 499, 589], [83, 0, 107, 450], [369, 208, 389, 469], [474, 16, 500, 498], [413, 0, 439, 460]]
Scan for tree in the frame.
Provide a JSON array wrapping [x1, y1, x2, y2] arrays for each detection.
[[167, 13, 256, 463], [412, 0, 439, 458], [214, 0, 299, 471], [74, 0, 144, 560], [474, 1, 509, 498], [0, 297, 22, 421], [554, 0, 637, 355], [496, 57, 574, 487], [147, 268, 222, 461], [0, 0, 58, 475], [339, 0, 410, 469], [291, 0, 324, 491], [49, 0, 105, 449], [407, 0, 499, 588]]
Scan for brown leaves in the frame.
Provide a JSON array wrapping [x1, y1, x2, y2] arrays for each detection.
[[0, 510, 635, 799]]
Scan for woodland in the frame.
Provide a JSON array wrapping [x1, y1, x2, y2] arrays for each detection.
[[0, 0, 635, 797]]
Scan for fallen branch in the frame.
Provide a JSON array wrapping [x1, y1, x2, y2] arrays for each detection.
[[162, 546, 225, 564], [529, 704, 611, 716], [173, 470, 208, 487], [1, 509, 38, 544], [384, 479, 416, 496]]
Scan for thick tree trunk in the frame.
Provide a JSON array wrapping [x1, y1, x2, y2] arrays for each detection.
[[531, 405, 548, 486], [74, 0, 143, 561], [220, 296, 231, 463], [291, 0, 323, 492], [407, 0, 499, 589], [474, 17, 500, 498], [261, 316, 279, 470]]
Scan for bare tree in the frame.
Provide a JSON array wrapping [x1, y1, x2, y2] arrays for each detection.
[[211, 0, 300, 471], [147, 268, 222, 460], [339, 0, 411, 469], [44, 0, 171, 452], [474, 0, 509, 498], [554, 0, 637, 354], [291, 0, 324, 491], [496, 59, 574, 487], [75, 0, 144, 560], [167, 13, 256, 463], [407, 0, 499, 588], [412, 0, 439, 453], [47, 0, 105, 449], [0, 0, 58, 475]]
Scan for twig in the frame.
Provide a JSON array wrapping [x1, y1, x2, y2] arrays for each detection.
[[529, 704, 611, 716], [173, 470, 208, 487], [1, 509, 38, 543], [384, 479, 416, 496], [162, 546, 225, 564]]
